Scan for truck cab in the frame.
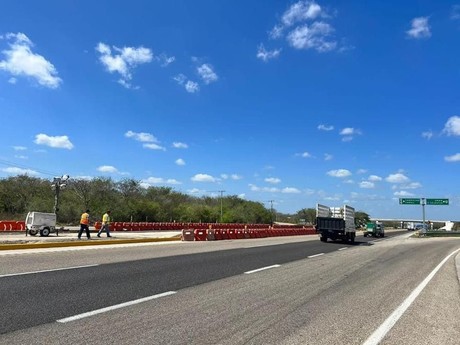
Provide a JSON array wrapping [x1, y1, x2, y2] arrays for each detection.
[[364, 222, 385, 238]]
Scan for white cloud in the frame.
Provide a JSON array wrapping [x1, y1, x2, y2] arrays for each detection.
[[256, 44, 281, 61], [95, 42, 152, 89], [324, 153, 333, 161], [287, 22, 337, 52], [14, 155, 28, 159], [142, 177, 181, 185], [357, 169, 367, 175], [445, 153, 460, 162], [13, 146, 27, 151], [231, 174, 242, 180], [339, 127, 362, 141], [8, 77, 17, 84], [175, 158, 186, 166], [2, 167, 39, 176], [34, 134, 73, 149], [281, 1, 323, 26], [173, 74, 187, 85], [394, 190, 415, 197], [125, 130, 158, 143], [421, 131, 433, 139], [327, 169, 352, 178], [368, 175, 382, 182], [359, 181, 375, 189], [143, 143, 166, 151], [299, 151, 312, 158], [400, 182, 422, 189], [443, 116, 460, 136], [318, 124, 334, 131], [172, 142, 188, 149], [191, 173, 216, 182], [265, 177, 281, 184], [185, 80, 199, 93], [406, 17, 431, 39], [157, 54, 175, 67], [385, 173, 409, 183], [0, 32, 62, 88], [197, 63, 218, 84], [282, 187, 301, 193], [249, 184, 280, 193], [97, 165, 118, 173]]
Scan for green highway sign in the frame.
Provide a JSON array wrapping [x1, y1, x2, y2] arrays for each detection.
[[426, 198, 449, 205], [399, 198, 421, 205]]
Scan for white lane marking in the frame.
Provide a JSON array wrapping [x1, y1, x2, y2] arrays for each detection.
[[244, 264, 281, 274], [362, 247, 460, 345], [57, 291, 177, 323], [308, 253, 324, 258], [0, 264, 99, 278], [0, 241, 179, 256], [338, 248, 348, 251]]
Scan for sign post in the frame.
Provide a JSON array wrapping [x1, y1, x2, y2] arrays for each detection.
[[399, 197, 449, 234]]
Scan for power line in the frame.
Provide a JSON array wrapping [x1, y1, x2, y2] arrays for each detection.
[[0, 158, 62, 177]]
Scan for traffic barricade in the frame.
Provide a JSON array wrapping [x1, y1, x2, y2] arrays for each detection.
[[221, 229, 229, 240], [214, 229, 222, 240], [181, 229, 195, 241], [236, 229, 244, 239], [194, 228, 207, 241], [228, 229, 237, 239]]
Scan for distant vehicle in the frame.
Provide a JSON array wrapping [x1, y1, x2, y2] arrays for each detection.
[[414, 223, 429, 232], [406, 222, 415, 231], [315, 203, 356, 243], [364, 222, 384, 238], [25, 212, 57, 237]]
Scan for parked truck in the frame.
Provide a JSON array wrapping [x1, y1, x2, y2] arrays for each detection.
[[316, 203, 356, 243], [364, 221, 384, 237], [25, 211, 57, 236]]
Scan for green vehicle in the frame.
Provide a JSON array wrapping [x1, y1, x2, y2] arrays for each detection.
[[364, 222, 384, 238]]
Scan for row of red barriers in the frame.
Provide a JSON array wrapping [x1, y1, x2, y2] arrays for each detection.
[[0, 221, 25, 231], [181, 227, 317, 241]]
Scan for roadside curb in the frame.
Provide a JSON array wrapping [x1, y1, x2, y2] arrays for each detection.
[[456, 252, 460, 285], [0, 237, 182, 251]]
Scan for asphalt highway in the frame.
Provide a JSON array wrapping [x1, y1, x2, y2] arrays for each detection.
[[1, 230, 459, 345]]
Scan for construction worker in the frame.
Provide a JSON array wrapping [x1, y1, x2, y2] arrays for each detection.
[[97, 210, 112, 238], [78, 209, 91, 240]]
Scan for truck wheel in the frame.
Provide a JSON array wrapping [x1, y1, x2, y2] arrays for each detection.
[[40, 228, 50, 237], [350, 233, 355, 244], [320, 236, 327, 242], [364, 233, 368, 237], [28, 229, 38, 236]]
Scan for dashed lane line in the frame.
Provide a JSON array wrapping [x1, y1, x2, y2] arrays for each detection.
[[244, 264, 281, 274]]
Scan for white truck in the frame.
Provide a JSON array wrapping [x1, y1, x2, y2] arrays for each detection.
[[25, 212, 57, 237], [316, 203, 356, 243]]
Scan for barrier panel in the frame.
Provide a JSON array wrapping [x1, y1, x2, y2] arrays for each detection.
[[228, 229, 237, 240], [194, 229, 207, 241], [243, 229, 251, 239], [236, 229, 244, 239], [182, 229, 195, 241], [214, 229, 222, 240], [206, 229, 215, 241], [221, 229, 229, 240]]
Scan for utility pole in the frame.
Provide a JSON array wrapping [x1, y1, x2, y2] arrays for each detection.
[[218, 190, 225, 223], [51, 174, 70, 217], [267, 200, 274, 225]]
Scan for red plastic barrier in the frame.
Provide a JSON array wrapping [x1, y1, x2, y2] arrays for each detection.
[[228, 229, 237, 240], [214, 229, 222, 240], [182, 229, 195, 241], [236, 229, 244, 239], [221, 229, 229, 240], [194, 228, 207, 241]]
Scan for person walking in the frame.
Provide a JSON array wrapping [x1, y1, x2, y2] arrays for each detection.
[[78, 209, 91, 240], [97, 210, 112, 238]]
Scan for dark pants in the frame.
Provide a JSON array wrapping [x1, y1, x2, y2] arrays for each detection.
[[78, 224, 90, 239]]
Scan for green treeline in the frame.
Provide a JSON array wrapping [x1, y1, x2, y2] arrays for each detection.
[[0, 175, 277, 225]]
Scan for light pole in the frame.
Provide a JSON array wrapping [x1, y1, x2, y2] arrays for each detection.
[[52, 174, 70, 216]]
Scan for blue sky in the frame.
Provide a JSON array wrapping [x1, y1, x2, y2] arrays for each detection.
[[1, 1, 460, 221]]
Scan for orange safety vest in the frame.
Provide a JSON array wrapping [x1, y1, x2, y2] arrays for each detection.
[[80, 212, 89, 225]]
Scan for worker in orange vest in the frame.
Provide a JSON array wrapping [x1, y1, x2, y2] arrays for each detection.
[[78, 209, 91, 240]]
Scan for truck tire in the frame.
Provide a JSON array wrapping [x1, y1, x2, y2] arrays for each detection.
[[28, 229, 38, 236], [364, 233, 368, 237], [320, 236, 327, 242], [40, 228, 50, 237], [350, 233, 355, 244]]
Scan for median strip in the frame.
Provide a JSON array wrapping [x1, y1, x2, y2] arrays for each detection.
[[57, 291, 177, 323]]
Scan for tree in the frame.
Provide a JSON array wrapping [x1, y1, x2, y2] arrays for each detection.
[[354, 211, 370, 228]]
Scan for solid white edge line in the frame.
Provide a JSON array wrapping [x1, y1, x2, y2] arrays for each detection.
[[57, 291, 177, 323], [338, 248, 348, 251], [0, 264, 100, 278], [362, 248, 460, 345], [244, 264, 281, 274], [308, 253, 324, 258]]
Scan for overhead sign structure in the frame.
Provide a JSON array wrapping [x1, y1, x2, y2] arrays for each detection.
[[399, 198, 421, 205], [426, 198, 449, 205]]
